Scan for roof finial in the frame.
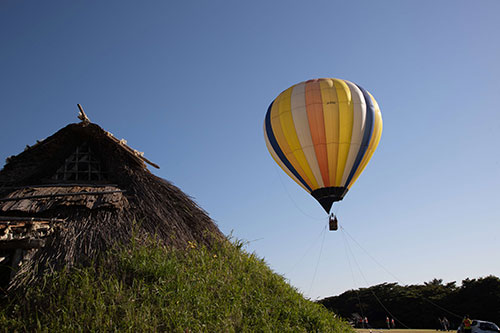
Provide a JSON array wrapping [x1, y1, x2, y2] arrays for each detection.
[[77, 104, 91, 125]]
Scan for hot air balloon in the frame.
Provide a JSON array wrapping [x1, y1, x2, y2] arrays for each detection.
[[264, 78, 382, 229]]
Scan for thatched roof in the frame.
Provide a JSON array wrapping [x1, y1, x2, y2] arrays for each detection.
[[0, 121, 223, 291]]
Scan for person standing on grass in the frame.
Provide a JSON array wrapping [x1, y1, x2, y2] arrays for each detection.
[[438, 318, 444, 330], [462, 315, 472, 333], [391, 318, 395, 329], [386, 316, 390, 329], [443, 317, 449, 331]]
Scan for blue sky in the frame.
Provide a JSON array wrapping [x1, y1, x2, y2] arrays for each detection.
[[1, 0, 499, 300]]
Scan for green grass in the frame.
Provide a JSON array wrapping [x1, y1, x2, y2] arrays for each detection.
[[0, 236, 352, 332]]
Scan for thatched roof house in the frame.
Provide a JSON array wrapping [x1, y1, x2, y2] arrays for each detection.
[[0, 116, 223, 291]]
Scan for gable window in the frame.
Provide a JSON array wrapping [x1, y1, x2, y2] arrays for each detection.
[[52, 143, 106, 181]]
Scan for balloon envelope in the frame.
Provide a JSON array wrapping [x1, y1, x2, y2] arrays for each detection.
[[264, 78, 382, 213]]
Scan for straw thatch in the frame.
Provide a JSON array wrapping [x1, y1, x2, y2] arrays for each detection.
[[0, 121, 223, 291]]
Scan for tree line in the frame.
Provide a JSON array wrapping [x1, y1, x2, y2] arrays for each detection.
[[318, 275, 500, 329]]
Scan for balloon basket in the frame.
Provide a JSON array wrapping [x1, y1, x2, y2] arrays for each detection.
[[329, 214, 338, 231]]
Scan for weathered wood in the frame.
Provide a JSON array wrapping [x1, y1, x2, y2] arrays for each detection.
[[0, 184, 118, 190], [0, 190, 126, 202], [0, 186, 129, 213], [0, 216, 57, 243], [106, 131, 160, 169], [137, 155, 160, 169], [0, 216, 65, 223], [0, 120, 224, 291], [0, 221, 27, 228], [77, 104, 90, 124]]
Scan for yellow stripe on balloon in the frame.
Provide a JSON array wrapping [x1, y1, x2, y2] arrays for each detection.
[[264, 123, 309, 192], [332, 79, 353, 186], [319, 79, 339, 187], [347, 93, 383, 189], [274, 87, 319, 189], [270, 93, 313, 189]]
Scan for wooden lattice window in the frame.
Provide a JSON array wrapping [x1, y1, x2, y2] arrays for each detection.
[[52, 143, 106, 181]]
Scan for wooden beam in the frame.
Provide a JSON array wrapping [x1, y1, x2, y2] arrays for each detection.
[[77, 104, 90, 123], [0, 184, 118, 190], [0, 190, 126, 202], [0, 217, 65, 223], [106, 131, 160, 169]]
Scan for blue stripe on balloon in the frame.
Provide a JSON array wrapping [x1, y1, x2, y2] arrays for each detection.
[[345, 85, 375, 187], [265, 102, 312, 192]]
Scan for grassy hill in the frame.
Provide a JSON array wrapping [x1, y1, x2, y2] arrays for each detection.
[[0, 235, 352, 332]]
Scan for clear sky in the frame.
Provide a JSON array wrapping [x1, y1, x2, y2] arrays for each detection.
[[1, 0, 499, 300]]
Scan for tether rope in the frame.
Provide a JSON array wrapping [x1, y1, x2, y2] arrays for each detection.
[[341, 230, 365, 321], [273, 165, 324, 221], [340, 225, 462, 320], [341, 227, 411, 329], [286, 225, 327, 276], [269, 166, 460, 319], [308, 224, 327, 298], [340, 226, 402, 282]]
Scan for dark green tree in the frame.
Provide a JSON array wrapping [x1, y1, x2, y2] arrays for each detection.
[[319, 276, 500, 329]]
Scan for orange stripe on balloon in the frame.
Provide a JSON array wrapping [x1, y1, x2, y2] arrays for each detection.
[[305, 80, 330, 187], [320, 79, 339, 187]]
